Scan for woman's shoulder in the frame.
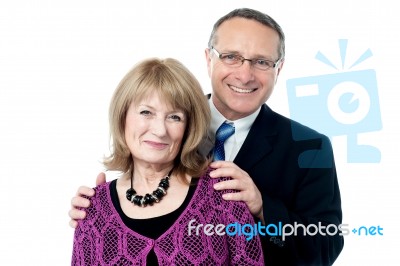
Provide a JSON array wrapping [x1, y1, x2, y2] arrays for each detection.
[[195, 167, 218, 195], [186, 167, 253, 223], [199, 167, 234, 197], [84, 181, 113, 211], [195, 168, 239, 208], [93, 181, 112, 194]]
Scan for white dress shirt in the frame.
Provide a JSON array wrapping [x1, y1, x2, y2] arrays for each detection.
[[209, 99, 260, 161]]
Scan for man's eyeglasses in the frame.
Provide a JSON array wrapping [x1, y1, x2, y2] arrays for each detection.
[[211, 46, 280, 71]]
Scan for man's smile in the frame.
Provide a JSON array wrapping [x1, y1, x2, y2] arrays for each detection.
[[228, 85, 257, 94]]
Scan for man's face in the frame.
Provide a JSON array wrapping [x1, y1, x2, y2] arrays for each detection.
[[206, 17, 283, 121]]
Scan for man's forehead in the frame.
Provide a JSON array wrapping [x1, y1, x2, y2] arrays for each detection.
[[214, 18, 280, 57]]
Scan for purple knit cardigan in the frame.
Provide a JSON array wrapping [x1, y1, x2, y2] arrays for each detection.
[[72, 169, 264, 265]]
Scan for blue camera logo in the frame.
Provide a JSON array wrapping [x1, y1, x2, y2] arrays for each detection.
[[286, 39, 382, 165]]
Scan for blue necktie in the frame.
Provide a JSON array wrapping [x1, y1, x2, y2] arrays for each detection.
[[213, 122, 235, 161]]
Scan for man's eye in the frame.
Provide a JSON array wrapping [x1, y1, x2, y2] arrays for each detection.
[[222, 54, 239, 61], [256, 59, 273, 67]]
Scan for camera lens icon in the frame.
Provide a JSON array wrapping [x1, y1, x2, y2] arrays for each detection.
[[286, 69, 382, 163], [327, 81, 370, 125]]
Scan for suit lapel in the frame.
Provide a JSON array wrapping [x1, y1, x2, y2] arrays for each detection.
[[234, 104, 277, 171]]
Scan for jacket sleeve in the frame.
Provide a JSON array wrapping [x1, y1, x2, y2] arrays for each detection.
[[261, 135, 344, 265]]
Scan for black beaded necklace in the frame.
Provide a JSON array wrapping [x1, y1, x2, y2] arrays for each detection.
[[126, 168, 173, 207]]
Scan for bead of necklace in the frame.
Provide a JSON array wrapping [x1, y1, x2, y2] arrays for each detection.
[[126, 168, 173, 207]]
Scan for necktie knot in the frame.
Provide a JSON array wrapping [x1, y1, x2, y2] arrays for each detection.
[[213, 122, 235, 161]]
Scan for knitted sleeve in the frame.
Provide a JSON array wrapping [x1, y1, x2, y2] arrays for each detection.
[[71, 192, 98, 266], [215, 177, 265, 265], [71, 183, 150, 265]]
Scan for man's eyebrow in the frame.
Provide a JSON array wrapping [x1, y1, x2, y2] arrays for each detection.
[[220, 49, 274, 60]]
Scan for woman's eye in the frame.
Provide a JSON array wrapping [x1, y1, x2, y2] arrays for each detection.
[[139, 110, 152, 116], [169, 115, 182, 122]]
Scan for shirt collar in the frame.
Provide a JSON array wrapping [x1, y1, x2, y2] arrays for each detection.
[[209, 98, 261, 136]]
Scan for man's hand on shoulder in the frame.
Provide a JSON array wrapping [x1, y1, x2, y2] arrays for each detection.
[[209, 161, 263, 218], [68, 172, 106, 228]]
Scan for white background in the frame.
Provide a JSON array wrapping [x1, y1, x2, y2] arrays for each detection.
[[1, 0, 399, 265]]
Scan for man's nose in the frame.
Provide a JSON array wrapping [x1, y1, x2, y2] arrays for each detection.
[[235, 60, 255, 83]]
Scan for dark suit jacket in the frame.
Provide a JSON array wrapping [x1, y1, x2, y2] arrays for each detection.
[[231, 104, 343, 265]]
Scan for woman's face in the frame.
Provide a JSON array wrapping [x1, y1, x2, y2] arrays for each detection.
[[124, 91, 187, 168]]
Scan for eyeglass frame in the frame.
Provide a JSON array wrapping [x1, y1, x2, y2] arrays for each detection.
[[210, 46, 281, 71]]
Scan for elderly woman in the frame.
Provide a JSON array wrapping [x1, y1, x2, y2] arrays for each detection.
[[71, 58, 264, 265]]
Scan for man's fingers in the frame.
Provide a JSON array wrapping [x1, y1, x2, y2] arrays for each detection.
[[209, 161, 263, 215], [210, 167, 240, 179], [69, 220, 78, 229], [69, 177, 102, 229], [68, 208, 86, 222], [96, 172, 106, 186], [213, 179, 240, 190], [71, 195, 91, 208], [76, 186, 95, 197], [68, 208, 87, 228], [221, 191, 243, 201]]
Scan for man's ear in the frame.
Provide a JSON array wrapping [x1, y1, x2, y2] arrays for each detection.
[[205, 48, 212, 77], [274, 59, 285, 84], [277, 59, 284, 76]]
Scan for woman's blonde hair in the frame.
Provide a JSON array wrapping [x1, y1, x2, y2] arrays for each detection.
[[104, 58, 211, 180]]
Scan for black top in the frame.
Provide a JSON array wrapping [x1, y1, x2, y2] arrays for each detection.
[[110, 178, 198, 266]]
